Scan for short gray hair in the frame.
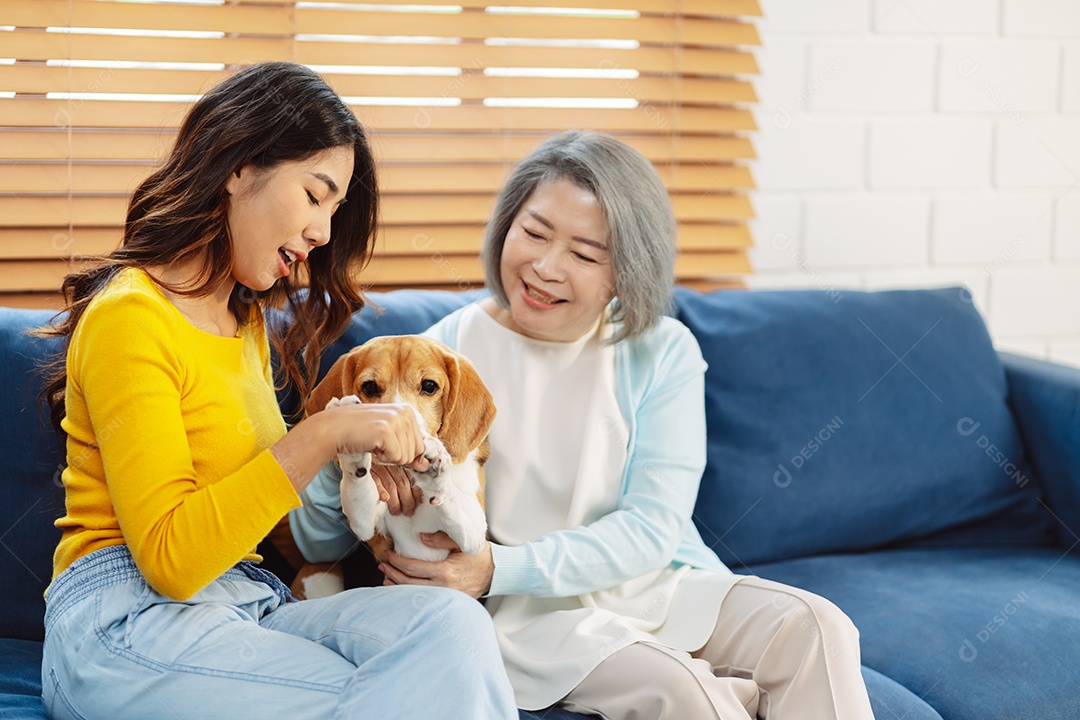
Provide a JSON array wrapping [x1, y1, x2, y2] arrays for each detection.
[[482, 130, 676, 342]]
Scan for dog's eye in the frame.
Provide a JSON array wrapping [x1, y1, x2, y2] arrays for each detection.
[[360, 380, 381, 398], [420, 379, 439, 396]]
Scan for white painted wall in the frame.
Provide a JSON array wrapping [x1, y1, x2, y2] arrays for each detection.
[[748, 0, 1080, 366]]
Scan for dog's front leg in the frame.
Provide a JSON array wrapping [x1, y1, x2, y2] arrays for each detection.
[[324, 395, 385, 541], [338, 451, 383, 541]]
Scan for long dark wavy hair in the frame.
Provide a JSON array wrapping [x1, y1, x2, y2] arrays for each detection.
[[35, 61, 378, 436]]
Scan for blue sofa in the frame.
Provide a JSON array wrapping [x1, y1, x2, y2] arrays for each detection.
[[3, 286, 1078, 720]]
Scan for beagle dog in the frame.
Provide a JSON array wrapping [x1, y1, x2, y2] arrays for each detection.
[[304, 335, 495, 568]]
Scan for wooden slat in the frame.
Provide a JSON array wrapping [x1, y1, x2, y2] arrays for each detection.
[[294, 10, 760, 47], [0, 196, 125, 226], [298, 42, 761, 76], [3, 32, 294, 67], [0, 259, 70, 292], [0, 98, 757, 133], [248, 0, 764, 16], [360, 250, 752, 286], [0, 161, 754, 194], [678, 223, 753, 250], [0, 162, 154, 194], [0, 65, 757, 105], [0, 222, 750, 260], [0, 227, 121, 259], [0, 130, 756, 164], [239, 0, 762, 14], [670, 194, 754, 221], [0, 129, 175, 161], [0, 192, 754, 226], [377, 222, 754, 253], [377, 226, 483, 255], [0, 292, 66, 310], [471, 0, 763, 15], [372, 133, 758, 163], [5, 0, 293, 35], [676, 279, 746, 291], [675, 251, 752, 277], [384, 163, 756, 194], [2, 33, 760, 76]]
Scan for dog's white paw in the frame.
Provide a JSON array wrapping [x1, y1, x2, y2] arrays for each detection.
[[338, 451, 372, 481], [408, 437, 453, 505], [325, 394, 361, 410], [446, 492, 488, 556], [422, 436, 452, 477]]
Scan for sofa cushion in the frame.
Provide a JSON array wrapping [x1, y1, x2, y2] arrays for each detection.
[[675, 287, 1054, 567], [748, 547, 1080, 720], [0, 309, 66, 643]]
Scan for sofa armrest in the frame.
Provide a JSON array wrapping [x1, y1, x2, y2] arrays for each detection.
[[999, 351, 1080, 550]]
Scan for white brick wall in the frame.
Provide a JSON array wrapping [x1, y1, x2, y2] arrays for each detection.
[[938, 41, 1060, 113], [873, 0, 999, 35], [1002, 0, 1080, 36], [749, 0, 1080, 367], [868, 119, 992, 188], [808, 41, 937, 112]]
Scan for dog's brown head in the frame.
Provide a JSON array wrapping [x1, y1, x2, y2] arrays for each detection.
[[305, 335, 495, 461]]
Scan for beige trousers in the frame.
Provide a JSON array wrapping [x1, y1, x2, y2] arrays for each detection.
[[559, 576, 875, 720]]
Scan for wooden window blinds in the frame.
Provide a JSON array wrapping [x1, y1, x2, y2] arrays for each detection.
[[0, 0, 760, 308]]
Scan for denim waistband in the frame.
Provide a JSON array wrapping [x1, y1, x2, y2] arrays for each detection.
[[45, 545, 293, 635]]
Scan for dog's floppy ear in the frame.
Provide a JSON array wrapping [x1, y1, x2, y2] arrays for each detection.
[[436, 345, 496, 461], [304, 351, 354, 418]]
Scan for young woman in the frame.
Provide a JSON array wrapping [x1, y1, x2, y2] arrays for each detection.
[[37, 61, 516, 720], [293, 131, 877, 719]]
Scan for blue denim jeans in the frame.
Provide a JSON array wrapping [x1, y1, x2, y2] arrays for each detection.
[[42, 546, 517, 719]]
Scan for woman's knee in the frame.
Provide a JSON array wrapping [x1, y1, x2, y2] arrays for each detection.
[[769, 587, 860, 654], [399, 587, 500, 658], [405, 586, 488, 626], [567, 644, 756, 720]]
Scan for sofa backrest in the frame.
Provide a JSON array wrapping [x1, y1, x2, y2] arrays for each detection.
[[0, 308, 66, 642], [675, 286, 1054, 568]]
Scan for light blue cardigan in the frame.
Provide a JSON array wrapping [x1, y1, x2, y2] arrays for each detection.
[[289, 305, 731, 597]]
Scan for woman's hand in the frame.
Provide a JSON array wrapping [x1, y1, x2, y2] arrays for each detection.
[[371, 464, 423, 516], [379, 533, 495, 599], [329, 402, 427, 466], [271, 402, 429, 495]]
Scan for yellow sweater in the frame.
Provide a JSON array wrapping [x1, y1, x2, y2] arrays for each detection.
[[52, 267, 301, 600]]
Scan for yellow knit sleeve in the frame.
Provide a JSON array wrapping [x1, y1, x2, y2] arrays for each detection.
[[71, 290, 300, 600]]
